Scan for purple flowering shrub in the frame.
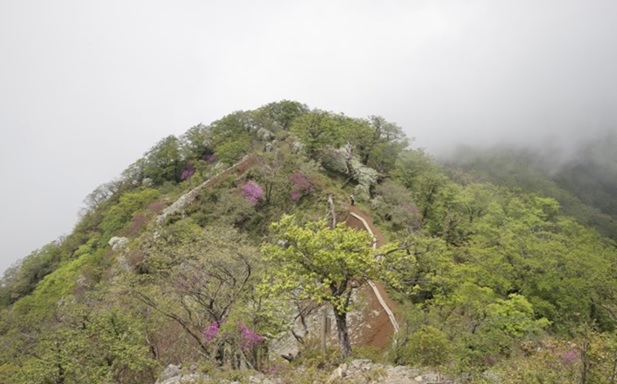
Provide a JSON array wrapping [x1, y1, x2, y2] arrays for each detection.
[[290, 190, 301, 202], [563, 349, 577, 363], [238, 325, 265, 351], [180, 164, 196, 180], [241, 181, 264, 205], [204, 153, 218, 164], [203, 321, 264, 351], [203, 321, 220, 343], [289, 173, 313, 202]]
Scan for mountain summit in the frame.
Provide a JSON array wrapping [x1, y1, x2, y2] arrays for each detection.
[[1, 101, 616, 383]]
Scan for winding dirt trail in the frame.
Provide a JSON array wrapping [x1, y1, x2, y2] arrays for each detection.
[[342, 206, 401, 349]]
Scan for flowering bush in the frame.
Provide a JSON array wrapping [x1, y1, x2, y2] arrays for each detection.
[[239, 325, 265, 351], [203, 322, 220, 343], [203, 322, 264, 351], [241, 181, 264, 205], [204, 154, 218, 164], [290, 190, 301, 202], [289, 173, 313, 202], [180, 164, 196, 180]]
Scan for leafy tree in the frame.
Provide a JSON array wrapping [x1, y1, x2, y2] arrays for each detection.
[[129, 222, 269, 366], [262, 215, 389, 357], [255, 100, 309, 130], [372, 180, 422, 234], [290, 111, 346, 158], [179, 123, 211, 160], [214, 132, 252, 164], [357, 116, 408, 173], [141, 135, 184, 185]]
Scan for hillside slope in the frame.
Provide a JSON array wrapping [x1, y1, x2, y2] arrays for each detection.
[[1, 101, 617, 384]]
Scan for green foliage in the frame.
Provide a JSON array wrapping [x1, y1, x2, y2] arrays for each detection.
[[446, 142, 617, 242], [397, 325, 451, 367], [372, 180, 422, 234], [207, 111, 263, 164], [255, 100, 309, 130], [179, 123, 211, 160], [358, 116, 408, 173], [261, 214, 410, 358], [9, 305, 156, 384], [261, 215, 376, 314], [100, 188, 159, 241], [128, 222, 281, 368], [141, 135, 184, 185], [0, 243, 62, 305], [290, 111, 346, 158], [214, 131, 252, 164]]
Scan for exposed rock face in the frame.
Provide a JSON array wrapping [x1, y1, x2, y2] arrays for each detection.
[[155, 364, 282, 384], [321, 147, 350, 174], [256, 127, 275, 142], [156, 156, 251, 224], [155, 364, 208, 384], [319, 145, 380, 203], [156, 361, 453, 384], [269, 288, 381, 362], [108, 236, 129, 252], [326, 359, 455, 384]]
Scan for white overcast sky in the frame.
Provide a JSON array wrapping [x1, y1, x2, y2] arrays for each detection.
[[1, 0, 616, 273]]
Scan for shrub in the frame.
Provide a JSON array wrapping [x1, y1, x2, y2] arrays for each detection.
[[399, 325, 451, 367], [241, 181, 264, 205]]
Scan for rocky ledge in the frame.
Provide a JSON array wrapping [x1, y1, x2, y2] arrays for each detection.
[[157, 360, 454, 384]]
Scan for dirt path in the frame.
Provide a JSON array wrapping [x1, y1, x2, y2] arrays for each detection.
[[342, 206, 401, 349]]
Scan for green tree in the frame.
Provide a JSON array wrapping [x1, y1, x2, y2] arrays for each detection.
[[261, 215, 383, 357], [255, 100, 309, 130], [290, 111, 345, 158], [358, 116, 408, 173], [141, 135, 184, 185], [129, 222, 266, 366]]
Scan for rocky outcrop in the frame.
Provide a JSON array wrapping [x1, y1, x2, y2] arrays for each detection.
[[155, 364, 282, 384], [155, 364, 204, 384], [156, 155, 253, 224], [108, 236, 129, 252], [156, 361, 453, 384], [326, 359, 454, 384]]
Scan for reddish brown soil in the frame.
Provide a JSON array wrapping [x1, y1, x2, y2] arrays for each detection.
[[342, 206, 400, 350]]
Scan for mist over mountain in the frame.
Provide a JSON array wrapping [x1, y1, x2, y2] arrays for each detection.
[[441, 131, 617, 240]]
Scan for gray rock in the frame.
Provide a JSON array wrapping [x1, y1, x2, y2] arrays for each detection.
[[142, 177, 154, 187], [256, 127, 275, 142], [108, 236, 129, 252], [326, 360, 455, 384], [155, 364, 208, 384], [159, 364, 182, 381]]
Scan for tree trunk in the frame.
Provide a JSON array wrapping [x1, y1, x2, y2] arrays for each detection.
[[333, 307, 352, 358]]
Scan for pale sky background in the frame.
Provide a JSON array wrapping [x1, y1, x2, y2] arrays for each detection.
[[1, 0, 616, 273]]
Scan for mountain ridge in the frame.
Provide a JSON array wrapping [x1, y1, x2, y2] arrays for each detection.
[[1, 101, 616, 383]]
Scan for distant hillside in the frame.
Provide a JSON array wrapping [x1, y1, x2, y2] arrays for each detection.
[[442, 134, 617, 242], [1, 102, 617, 384]]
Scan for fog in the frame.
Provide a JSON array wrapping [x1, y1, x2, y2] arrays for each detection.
[[1, 0, 616, 273]]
